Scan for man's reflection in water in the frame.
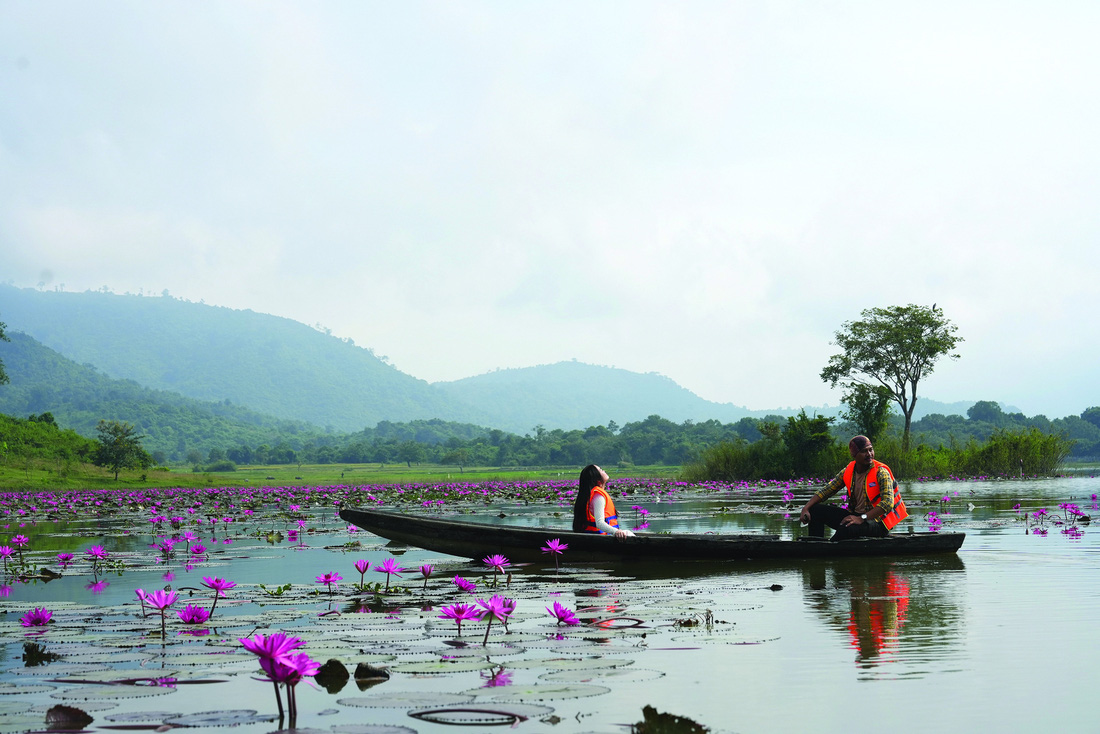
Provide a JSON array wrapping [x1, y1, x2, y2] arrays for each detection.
[[847, 569, 909, 663], [803, 557, 965, 673]]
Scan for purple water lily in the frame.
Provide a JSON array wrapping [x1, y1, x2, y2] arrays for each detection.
[[438, 602, 484, 635], [20, 607, 53, 627], [374, 558, 403, 592], [547, 601, 580, 626]]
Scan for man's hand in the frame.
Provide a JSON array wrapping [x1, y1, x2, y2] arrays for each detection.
[[840, 514, 865, 527]]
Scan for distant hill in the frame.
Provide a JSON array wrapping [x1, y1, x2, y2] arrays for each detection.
[[0, 285, 997, 436], [0, 285, 489, 432], [434, 361, 757, 434], [0, 330, 323, 459]]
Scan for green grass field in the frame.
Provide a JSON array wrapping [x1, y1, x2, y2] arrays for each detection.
[[0, 460, 683, 490]]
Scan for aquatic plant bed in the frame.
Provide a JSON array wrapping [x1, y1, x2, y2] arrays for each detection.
[[1, 477, 1098, 733]]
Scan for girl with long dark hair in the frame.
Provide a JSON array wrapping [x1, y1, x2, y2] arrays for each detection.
[[572, 464, 634, 537]]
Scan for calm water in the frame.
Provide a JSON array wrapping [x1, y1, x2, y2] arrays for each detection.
[[1, 476, 1097, 733]]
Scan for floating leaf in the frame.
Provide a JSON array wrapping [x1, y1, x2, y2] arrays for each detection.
[[338, 692, 475, 709], [463, 683, 610, 701], [391, 660, 495, 675], [162, 710, 278, 727], [408, 703, 553, 725]]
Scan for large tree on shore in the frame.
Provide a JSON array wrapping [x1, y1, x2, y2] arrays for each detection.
[[93, 419, 153, 480], [822, 304, 962, 450]]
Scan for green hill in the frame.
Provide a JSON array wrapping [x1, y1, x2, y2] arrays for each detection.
[[0, 285, 489, 432], [0, 330, 327, 461]]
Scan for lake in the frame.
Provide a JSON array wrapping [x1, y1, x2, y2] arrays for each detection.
[[1, 475, 1097, 733]]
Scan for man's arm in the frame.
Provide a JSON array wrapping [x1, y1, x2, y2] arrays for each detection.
[[800, 470, 846, 524]]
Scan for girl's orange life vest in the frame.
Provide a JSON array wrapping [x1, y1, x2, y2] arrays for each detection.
[[842, 460, 908, 530], [584, 486, 620, 534]]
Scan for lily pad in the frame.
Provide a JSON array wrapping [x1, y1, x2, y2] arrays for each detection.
[[162, 709, 279, 727], [390, 660, 495, 675], [408, 702, 554, 725], [338, 692, 476, 708], [463, 683, 610, 701]]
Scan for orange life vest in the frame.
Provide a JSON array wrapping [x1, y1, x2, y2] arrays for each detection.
[[584, 486, 620, 534], [842, 459, 908, 530]]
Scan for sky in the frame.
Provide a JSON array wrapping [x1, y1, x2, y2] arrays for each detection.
[[1, 1, 1097, 418]]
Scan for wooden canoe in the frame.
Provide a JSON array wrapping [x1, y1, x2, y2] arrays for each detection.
[[339, 507, 965, 562]]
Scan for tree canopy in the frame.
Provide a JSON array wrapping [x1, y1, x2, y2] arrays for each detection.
[[93, 419, 153, 480], [822, 304, 962, 449]]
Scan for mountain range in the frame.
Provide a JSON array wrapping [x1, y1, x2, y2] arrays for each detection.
[[0, 284, 983, 436]]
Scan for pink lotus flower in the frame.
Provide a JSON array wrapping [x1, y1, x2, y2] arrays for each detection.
[[476, 594, 516, 644], [438, 602, 484, 635], [546, 601, 580, 626], [201, 577, 236, 618], [56, 552, 74, 567], [138, 589, 179, 637], [541, 538, 567, 570], [418, 563, 434, 591], [453, 575, 477, 593], [20, 607, 53, 627], [316, 572, 342, 594], [238, 632, 306, 660], [374, 558, 403, 592], [11, 534, 29, 547], [177, 604, 211, 625], [238, 632, 310, 721]]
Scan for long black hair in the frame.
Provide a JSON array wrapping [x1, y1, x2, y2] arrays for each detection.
[[572, 464, 605, 532]]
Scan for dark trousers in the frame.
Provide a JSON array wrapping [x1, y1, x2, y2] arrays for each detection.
[[807, 503, 889, 541]]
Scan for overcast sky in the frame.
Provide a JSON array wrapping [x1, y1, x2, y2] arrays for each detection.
[[2, 1, 1097, 418]]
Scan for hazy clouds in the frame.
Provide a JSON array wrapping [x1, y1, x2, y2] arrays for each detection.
[[2, 1, 1097, 416]]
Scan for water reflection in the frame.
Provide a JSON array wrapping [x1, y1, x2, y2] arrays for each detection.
[[803, 556, 966, 677]]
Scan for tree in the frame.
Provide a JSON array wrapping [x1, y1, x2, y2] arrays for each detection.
[[93, 419, 153, 480], [967, 400, 1004, 424], [781, 410, 836, 477], [841, 383, 894, 444], [1081, 407, 1100, 430], [822, 304, 962, 450], [0, 317, 8, 385], [396, 440, 424, 468]]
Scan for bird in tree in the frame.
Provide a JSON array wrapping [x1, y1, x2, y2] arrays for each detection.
[[821, 304, 962, 450]]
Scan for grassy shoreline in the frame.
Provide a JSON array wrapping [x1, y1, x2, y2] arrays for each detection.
[[0, 461, 684, 490]]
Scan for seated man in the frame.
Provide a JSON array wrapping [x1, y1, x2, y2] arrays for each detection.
[[799, 435, 908, 540]]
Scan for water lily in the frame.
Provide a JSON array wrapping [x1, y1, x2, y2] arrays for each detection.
[[373, 558, 403, 592], [476, 594, 515, 644], [438, 602, 484, 635], [201, 577, 236, 618], [453, 575, 477, 593], [316, 572, 342, 595], [138, 588, 179, 638], [177, 604, 211, 625], [418, 563, 434, 592], [354, 559, 370, 587], [56, 552, 74, 568], [20, 607, 53, 627], [238, 632, 309, 721], [541, 538, 567, 570], [546, 601, 580, 626], [483, 553, 511, 586]]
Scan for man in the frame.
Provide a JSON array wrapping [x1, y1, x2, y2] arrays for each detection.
[[799, 435, 908, 540]]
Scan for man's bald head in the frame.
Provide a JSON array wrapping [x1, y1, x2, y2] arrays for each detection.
[[848, 435, 871, 454]]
